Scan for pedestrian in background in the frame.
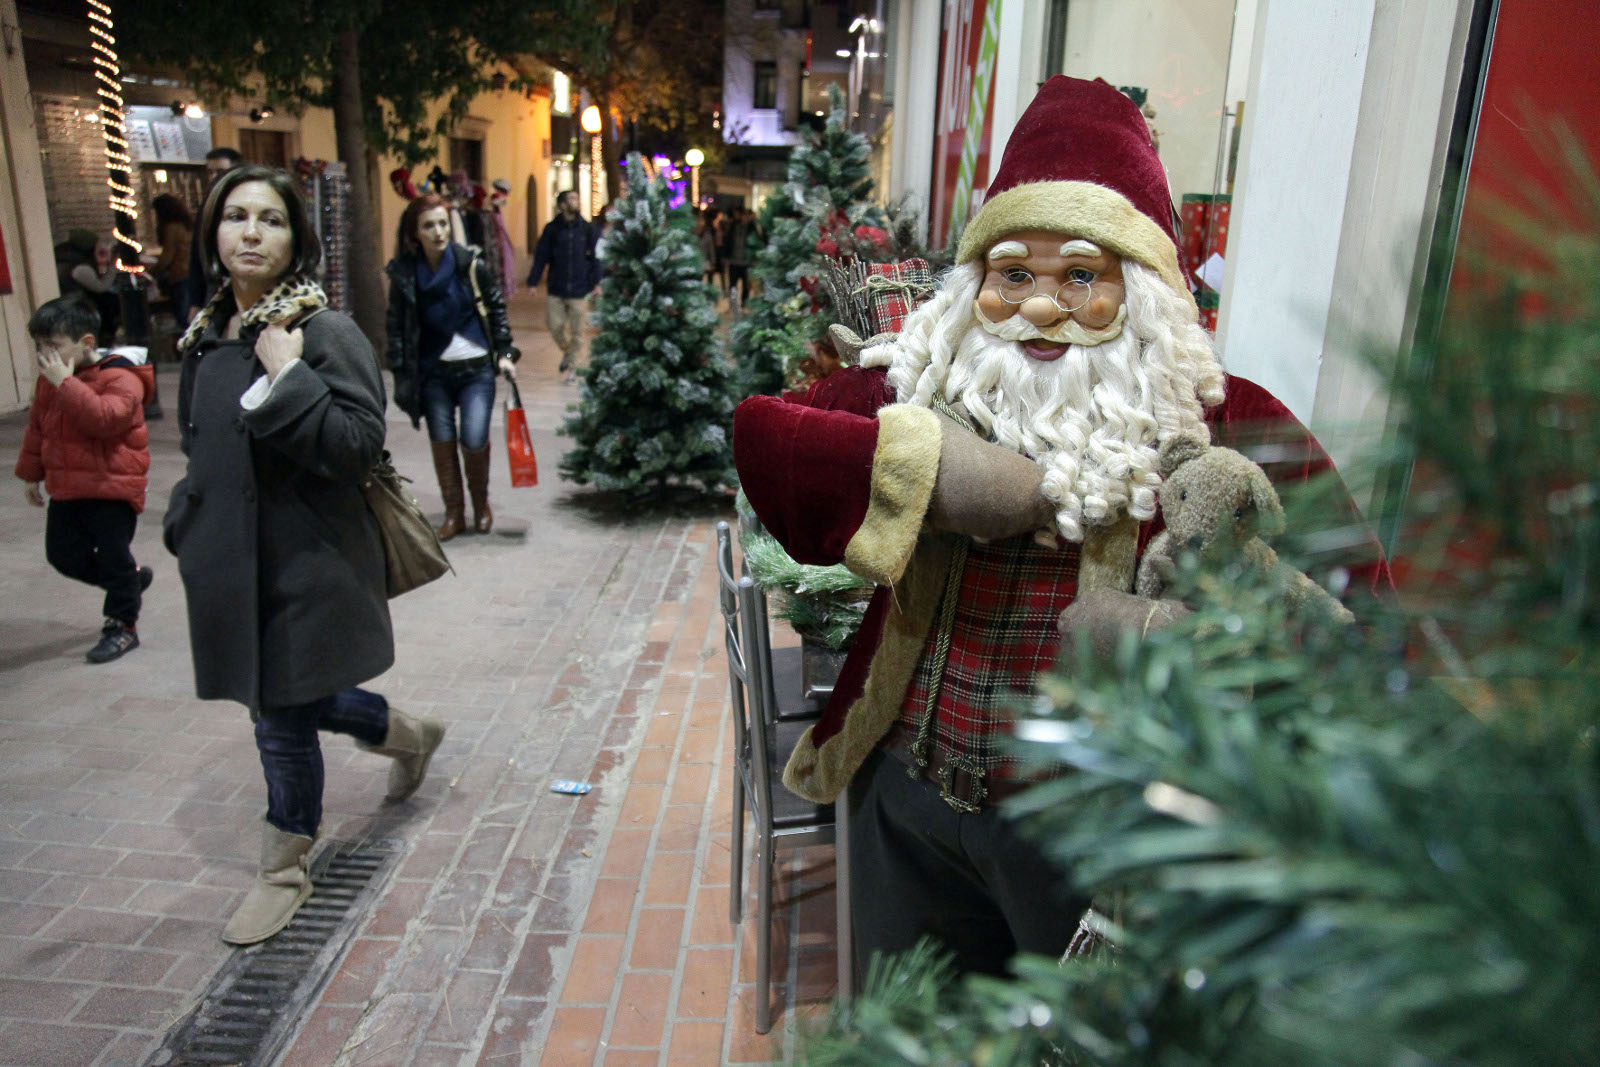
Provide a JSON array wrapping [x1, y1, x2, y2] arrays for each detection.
[[150, 194, 194, 324], [698, 209, 721, 289], [527, 189, 599, 382], [168, 165, 446, 946], [57, 231, 121, 347], [725, 207, 754, 309], [385, 193, 519, 540], [14, 296, 156, 663], [183, 146, 243, 322]]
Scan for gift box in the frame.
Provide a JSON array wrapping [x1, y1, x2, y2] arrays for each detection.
[[1179, 193, 1231, 285], [1196, 288, 1220, 334]]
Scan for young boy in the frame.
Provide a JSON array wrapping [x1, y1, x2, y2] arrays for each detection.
[[15, 296, 157, 663]]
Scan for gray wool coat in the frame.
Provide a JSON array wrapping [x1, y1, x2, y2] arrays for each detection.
[[164, 309, 394, 712]]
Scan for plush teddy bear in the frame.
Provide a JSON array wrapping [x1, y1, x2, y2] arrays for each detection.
[[1136, 434, 1355, 624]]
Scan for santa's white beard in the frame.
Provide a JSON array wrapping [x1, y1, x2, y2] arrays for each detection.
[[882, 260, 1224, 543]]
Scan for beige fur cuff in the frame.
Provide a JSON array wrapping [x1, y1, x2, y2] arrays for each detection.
[[957, 181, 1193, 310], [785, 535, 955, 803], [844, 404, 942, 587]]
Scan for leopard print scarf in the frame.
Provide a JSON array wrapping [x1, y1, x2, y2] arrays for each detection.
[[178, 275, 328, 354]]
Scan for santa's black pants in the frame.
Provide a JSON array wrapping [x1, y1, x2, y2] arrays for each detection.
[[847, 747, 1088, 979]]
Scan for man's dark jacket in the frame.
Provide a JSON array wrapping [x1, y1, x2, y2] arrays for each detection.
[[527, 215, 599, 298]]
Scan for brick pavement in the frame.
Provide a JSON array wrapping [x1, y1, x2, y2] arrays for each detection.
[[0, 290, 840, 1065]]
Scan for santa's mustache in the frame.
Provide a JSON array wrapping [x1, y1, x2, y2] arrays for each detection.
[[972, 300, 1127, 347]]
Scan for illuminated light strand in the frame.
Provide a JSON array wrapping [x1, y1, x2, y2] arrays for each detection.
[[590, 131, 603, 215], [88, 0, 142, 271]]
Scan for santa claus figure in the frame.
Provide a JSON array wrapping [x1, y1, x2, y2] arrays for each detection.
[[732, 77, 1388, 977]]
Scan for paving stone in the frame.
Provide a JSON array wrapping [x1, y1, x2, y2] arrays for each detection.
[[425, 967, 504, 1044], [54, 945, 179, 986], [0, 1021, 119, 1066], [475, 996, 548, 1065], [629, 908, 685, 972], [504, 932, 569, 1000], [557, 935, 624, 1005], [321, 936, 402, 1005], [677, 947, 735, 1020], [0, 977, 88, 1021], [540, 1005, 606, 1067], [667, 1020, 727, 1065], [279, 1002, 366, 1066], [70, 986, 187, 1029], [607, 971, 672, 1049]]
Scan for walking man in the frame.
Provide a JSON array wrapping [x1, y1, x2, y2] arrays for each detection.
[[527, 190, 600, 382]]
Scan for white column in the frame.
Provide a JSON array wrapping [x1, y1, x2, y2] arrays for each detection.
[[0, 0, 61, 412], [889, 0, 943, 236]]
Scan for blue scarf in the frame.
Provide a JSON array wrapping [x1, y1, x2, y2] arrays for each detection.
[[415, 245, 489, 364]]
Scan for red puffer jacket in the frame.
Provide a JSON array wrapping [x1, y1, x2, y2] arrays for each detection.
[[15, 354, 157, 512]]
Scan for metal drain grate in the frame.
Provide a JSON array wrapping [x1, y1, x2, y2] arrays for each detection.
[[151, 838, 400, 1067]]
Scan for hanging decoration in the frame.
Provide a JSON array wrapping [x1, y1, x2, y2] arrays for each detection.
[[86, 0, 141, 272]]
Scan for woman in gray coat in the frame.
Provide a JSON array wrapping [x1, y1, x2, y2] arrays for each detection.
[[166, 166, 446, 946]]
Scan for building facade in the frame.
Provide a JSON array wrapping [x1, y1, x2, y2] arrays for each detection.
[[0, 0, 558, 415]]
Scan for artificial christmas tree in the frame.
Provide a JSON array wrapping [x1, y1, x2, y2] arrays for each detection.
[[730, 86, 889, 397], [559, 155, 737, 499]]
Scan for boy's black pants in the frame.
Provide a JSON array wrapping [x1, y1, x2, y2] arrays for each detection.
[[46, 499, 142, 625]]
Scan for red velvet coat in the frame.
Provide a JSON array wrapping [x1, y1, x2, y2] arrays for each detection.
[[733, 365, 1390, 801], [15, 356, 157, 513]]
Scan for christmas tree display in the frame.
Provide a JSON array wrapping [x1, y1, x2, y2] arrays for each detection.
[[730, 86, 887, 397], [559, 156, 737, 498], [736, 491, 873, 651], [796, 181, 1600, 1064]]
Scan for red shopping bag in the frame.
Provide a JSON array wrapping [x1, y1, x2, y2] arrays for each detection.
[[504, 372, 538, 487]]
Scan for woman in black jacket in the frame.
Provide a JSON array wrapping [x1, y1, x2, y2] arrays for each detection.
[[166, 165, 446, 946], [385, 194, 519, 538]]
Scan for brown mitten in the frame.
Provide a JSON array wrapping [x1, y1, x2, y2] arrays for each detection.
[[1058, 588, 1190, 660], [927, 415, 1055, 541]]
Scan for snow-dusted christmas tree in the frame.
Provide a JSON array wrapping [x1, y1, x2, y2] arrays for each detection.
[[559, 155, 737, 499], [731, 86, 885, 397]]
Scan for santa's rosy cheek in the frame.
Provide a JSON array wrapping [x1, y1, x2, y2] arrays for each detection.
[[976, 290, 1015, 321], [1076, 289, 1125, 328]]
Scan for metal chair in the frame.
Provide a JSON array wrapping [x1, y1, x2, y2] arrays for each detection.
[[715, 521, 846, 1032]]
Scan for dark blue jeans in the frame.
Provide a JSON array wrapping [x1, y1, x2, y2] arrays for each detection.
[[420, 361, 496, 450], [255, 687, 390, 837]]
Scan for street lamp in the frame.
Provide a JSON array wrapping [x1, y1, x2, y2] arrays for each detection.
[[580, 105, 603, 215], [684, 147, 704, 208]]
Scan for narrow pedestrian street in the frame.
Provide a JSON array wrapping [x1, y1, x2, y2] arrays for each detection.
[[0, 290, 838, 1066]]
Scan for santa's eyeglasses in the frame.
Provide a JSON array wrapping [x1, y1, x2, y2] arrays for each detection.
[[995, 267, 1096, 313]]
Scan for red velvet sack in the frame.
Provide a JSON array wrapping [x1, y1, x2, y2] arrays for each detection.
[[503, 373, 538, 487]]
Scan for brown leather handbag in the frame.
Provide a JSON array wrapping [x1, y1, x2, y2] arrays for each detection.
[[362, 450, 453, 597]]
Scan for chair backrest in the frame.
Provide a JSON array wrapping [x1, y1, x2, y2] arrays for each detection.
[[736, 575, 779, 824], [716, 523, 773, 828]]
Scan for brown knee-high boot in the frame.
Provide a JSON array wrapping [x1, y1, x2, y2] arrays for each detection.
[[461, 445, 493, 534], [430, 440, 466, 541]]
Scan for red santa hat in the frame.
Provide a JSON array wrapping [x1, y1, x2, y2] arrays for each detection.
[[956, 76, 1190, 301]]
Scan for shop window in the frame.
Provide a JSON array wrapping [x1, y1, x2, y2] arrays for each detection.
[[238, 129, 288, 170], [754, 62, 779, 110], [449, 137, 485, 182]]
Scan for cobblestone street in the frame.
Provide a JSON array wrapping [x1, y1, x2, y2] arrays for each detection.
[[0, 291, 838, 1065]]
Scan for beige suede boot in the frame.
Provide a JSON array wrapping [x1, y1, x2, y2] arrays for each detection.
[[221, 822, 314, 946], [366, 708, 446, 803]]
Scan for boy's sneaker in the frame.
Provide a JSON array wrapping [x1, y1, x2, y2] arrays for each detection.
[[87, 619, 139, 663], [138, 566, 154, 592]]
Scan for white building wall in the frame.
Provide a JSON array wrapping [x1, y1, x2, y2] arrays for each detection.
[[1217, 0, 1473, 477], [724, 1, 803, 148]]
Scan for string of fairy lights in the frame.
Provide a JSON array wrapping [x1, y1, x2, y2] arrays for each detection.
[[86, 0, 142, 272]]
